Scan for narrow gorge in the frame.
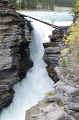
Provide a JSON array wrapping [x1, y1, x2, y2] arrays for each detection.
[[0, 1, 79, 120]]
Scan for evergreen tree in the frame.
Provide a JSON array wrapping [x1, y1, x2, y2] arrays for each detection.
[[53, 0, 76, 7], [20, 0, 26, 9], [8, 0, 76, 10], [41, 0, 45, 9], [49, 0, 54, 10], [8, 0, 18, 9]]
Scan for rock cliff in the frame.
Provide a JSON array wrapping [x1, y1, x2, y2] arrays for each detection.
[[25, 27, 79, 120], [25, 69, 79, 120], [43, 27, 68, 83], [0, 0, 33, 110]]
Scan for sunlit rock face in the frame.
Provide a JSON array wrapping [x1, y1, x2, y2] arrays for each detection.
[[0, 0, 33, 110]]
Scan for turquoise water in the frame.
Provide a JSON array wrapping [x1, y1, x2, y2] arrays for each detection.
[[19, 11, 73, 25]]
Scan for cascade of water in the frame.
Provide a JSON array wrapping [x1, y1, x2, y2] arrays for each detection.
[[0, 16, 54, 120], [0, 11, 73, 120]]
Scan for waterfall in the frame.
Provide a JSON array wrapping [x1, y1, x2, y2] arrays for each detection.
[[0, 16, 54, 120], [0, 11, 73, 120]]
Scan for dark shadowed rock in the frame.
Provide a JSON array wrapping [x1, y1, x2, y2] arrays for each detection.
[[46, 64, 59, 83]]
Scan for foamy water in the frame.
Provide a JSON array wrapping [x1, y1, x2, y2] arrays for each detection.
[[0, 11, 73, 120]]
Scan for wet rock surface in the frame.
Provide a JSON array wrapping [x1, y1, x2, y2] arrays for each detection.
[[0, 0, 33, 110]]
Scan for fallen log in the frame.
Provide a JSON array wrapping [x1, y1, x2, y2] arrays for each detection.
[[18, 12, 59, 29]]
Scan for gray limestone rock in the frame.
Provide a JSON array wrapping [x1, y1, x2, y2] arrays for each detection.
[[69, 89, 79, 97], [43, 45, 62, 83], [67, 102, 79, 111], [65, 105, 75, 115], [57, 114, 72, 120], [44, 46, 62, 54], [0, 0, 33, 110], [44, 92, 60, 102]]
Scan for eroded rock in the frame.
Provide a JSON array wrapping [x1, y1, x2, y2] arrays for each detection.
[[43, 28, 65, 83], [0, 0, 33, 110]]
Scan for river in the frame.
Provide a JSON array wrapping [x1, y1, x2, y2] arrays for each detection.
[[0, 11, 73, 120]]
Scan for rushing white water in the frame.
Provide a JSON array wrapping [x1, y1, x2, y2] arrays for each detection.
[[0, 11, 73, 120]]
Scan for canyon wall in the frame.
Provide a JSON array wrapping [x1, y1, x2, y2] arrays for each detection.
[[0, 0, 33, 110], [25, 26, 79, 120], [43, 27, 68, 83]]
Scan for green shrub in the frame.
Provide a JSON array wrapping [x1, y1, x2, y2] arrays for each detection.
[[60, 58, 67, 67], [57, 100, 64, 107], [48, 92, 54, 96]]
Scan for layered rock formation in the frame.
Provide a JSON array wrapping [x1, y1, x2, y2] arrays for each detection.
[[25, 71, 79, 120], [0, 0, 33, 110], [43, 27, 68, 82], [25, 27, 79, 120], [25, 100, 75, 120]]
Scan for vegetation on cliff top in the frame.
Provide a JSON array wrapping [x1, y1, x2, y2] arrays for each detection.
[[73, 0, 79, 16], [8, 0, 75, 10], [60, 0, 79, 67]]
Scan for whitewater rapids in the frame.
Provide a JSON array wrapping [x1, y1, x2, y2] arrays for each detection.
[[0, 11, 73, 120]]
